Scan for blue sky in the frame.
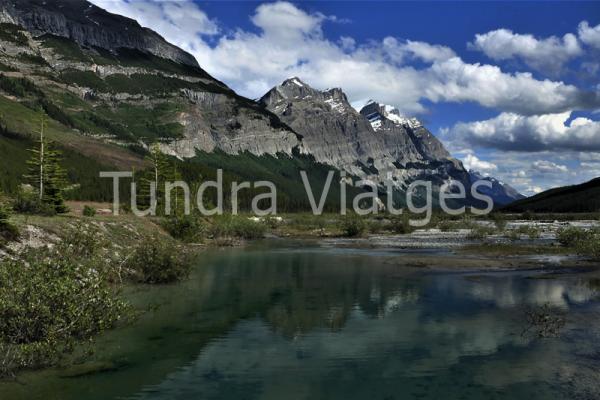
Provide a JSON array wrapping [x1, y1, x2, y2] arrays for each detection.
[[92, 1, 600, 195]]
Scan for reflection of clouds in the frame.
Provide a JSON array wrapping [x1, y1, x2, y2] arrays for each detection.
[[437, 276, 598, 309], [130, 250, 600, 399], [133, 307, 540, 399]]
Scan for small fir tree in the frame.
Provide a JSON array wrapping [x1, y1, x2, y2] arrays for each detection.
[[24, 113, 68, 213]]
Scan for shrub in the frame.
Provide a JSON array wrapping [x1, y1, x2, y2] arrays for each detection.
[[516, 225, 541, 239], [126, 236, 191, 284], [0, 235, 127, 376], [208, 215, 266, 240], [556, 226, 588, 247], [0, 201, 18, 242], [556, 226, 600, 259], [467, 224, 496, 240], [505, 229, 521, 241], [82, 205, 96, 217], [12, 189, 56, 216], [389, 215, 414, 234], [341, 214, 366, 237], [367, 218, 385, 234], [162, 213, 204, 242], [437, 219, 454, 232], [490, 213, 507, 231]]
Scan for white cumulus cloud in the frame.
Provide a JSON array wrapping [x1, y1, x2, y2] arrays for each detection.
[[578, 21, 600, 49], [451, 112, 600, 152], [461, 154, 498, 172], [469, 28, 582, 74]]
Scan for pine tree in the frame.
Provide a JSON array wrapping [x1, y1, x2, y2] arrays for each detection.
[[0, 192, 18, 240], [138, 143, 175, 214], [24, 113, 68, 213]]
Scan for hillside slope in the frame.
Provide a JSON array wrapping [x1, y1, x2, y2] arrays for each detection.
[[502, 178, 600, 213]]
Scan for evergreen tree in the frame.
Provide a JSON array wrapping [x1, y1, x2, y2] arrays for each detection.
[[0, 192, 18, 241], [24, 113, 68, 213], [138, 143, 177, 214]]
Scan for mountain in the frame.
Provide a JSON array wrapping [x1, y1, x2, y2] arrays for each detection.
[[468, 170, 525, 206], [0, 0, 299, 159], [502, 178, 600, 213], [260, 78, 472, 197], [0, 0, 522, 210], [0, 0, 198, 67]]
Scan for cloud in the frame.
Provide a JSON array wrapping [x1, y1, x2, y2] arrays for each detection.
[[450, 112, 600, 152], [531, 160, 569, 173], [91, 1, 600, 116], [527, 186, 544, 194], [578, 21, 600, 49], [461, 154, 498, 172], [383, 38, 456, 63], [90, 0, 219, 51], [469, 28, 582, 74]]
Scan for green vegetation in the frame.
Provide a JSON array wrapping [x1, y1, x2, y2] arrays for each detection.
[[82, 205, 96, 217], [341, 214, 366, 237], [466, 224, 497, 240], [207, 214, 267, 241], [161, 213, 204, 242], [40, 35, 89, 62], [0, 23, 28, 46], [503, 177, 600, 213], [0, 224, 128, 377], [0, 74, 43, 98], [17, 52, 48, 66], [515, 225, 542, 240], [60, 69, 108, 91], [0, 199, 18, 242], [556, 226, 600, 258], [390, 214, 415, 234], [24, 115, 68, 214], [125, 236, 192, 284]]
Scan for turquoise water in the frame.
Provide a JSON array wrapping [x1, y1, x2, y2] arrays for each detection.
[[2, 242, 600, 399]]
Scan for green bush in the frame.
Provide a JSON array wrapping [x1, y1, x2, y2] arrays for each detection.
[[341, 214, 366, 237], [467, 224, 496, 240], [12, 189, 56, 216], [162, 213, 204, 242], [437, 219, 454, 232], [389, 215, 414, 234], [208, 215, 266, 240], [82, 205, 96, 217], [556, 226, 588, 247], [556, 226, 600, 259], [367, 218, 385, 234], [126, 237, 191, 284], [0, 231, 127, 376], [516, 225, 541, 239], [0, 201, 18, 242], [490, 213, 507, 231]]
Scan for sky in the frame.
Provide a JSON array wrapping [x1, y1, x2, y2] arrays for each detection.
[[89, 0, 600, 196]]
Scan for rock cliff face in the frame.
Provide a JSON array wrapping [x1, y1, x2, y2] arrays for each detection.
[[0, 0, 301, 158], [260, 78, 386, 176], [359, 101, 450, 163], [260, 78, 471, 192], [0, 0, 198, 67]]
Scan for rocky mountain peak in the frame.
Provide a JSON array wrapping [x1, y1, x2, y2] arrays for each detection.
[[0, 0, 200, 67], [260, 78, 354, 116], [360, 100, 422, 131]]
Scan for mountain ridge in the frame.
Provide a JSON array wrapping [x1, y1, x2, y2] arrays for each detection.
[[0, 0, 524, 208]]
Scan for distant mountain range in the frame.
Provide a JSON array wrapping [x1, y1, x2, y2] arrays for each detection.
[[502, 178, 600, 213], [0, 0, 523, 208]]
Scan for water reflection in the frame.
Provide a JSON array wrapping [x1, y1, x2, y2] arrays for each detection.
[[1, 245, 599, 400]]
